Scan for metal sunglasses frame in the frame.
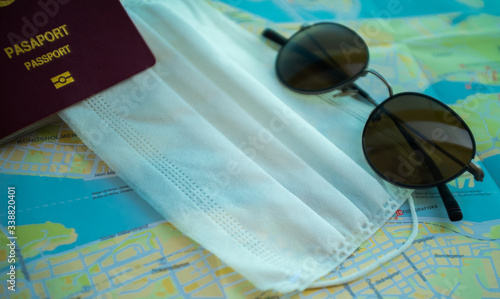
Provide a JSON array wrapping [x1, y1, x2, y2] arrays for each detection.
[[262, 22, 485, 222]]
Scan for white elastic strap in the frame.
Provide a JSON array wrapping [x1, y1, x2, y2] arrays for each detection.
[[308, 195, 419, 288]]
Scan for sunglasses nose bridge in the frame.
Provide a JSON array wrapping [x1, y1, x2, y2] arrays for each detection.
[[362, 69, 394, 97]]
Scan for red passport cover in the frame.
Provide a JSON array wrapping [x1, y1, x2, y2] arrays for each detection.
[[0, 0, 156, 142]]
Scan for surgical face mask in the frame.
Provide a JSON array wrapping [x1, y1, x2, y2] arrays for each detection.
[[59, 0, 417, 293]]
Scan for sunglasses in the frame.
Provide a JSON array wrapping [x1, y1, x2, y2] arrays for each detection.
[[262, 22, 484, 222]]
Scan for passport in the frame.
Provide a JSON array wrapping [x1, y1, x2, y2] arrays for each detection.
[[0, 0, 156, 144]]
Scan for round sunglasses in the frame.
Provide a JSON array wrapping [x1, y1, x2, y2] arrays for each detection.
[[262, 22, 484, 222]]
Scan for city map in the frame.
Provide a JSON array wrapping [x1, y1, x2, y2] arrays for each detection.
[[1, 0, 500, 298]]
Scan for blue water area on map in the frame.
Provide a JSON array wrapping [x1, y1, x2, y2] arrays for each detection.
[[218, 0, 500, 22], [424, 81, 500, 105], [0, 173, 165, 262], [449, 174, 500, 222], [357, 0, 500, 19], [484, 155, 500, 187], [422, 81, 500, 221]]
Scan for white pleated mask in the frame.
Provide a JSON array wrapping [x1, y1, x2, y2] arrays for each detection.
[[59, 0, 417, 293]]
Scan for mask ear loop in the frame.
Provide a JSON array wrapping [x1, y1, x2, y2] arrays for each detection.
[[307, 63, 419, 289], [307, 195, 419, 289]]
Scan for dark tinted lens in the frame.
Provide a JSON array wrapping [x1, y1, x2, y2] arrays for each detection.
[[362, 93, 475, 188], [276, 23, 369, 93]]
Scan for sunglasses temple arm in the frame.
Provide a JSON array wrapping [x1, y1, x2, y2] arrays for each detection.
[[466, 160, 485, 182], [263, 28, 343, 71], [391, 115, 463, 221], [262, 28, 287, 46], [437, 184, 464, 222], [390, 112, 483, 182]]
